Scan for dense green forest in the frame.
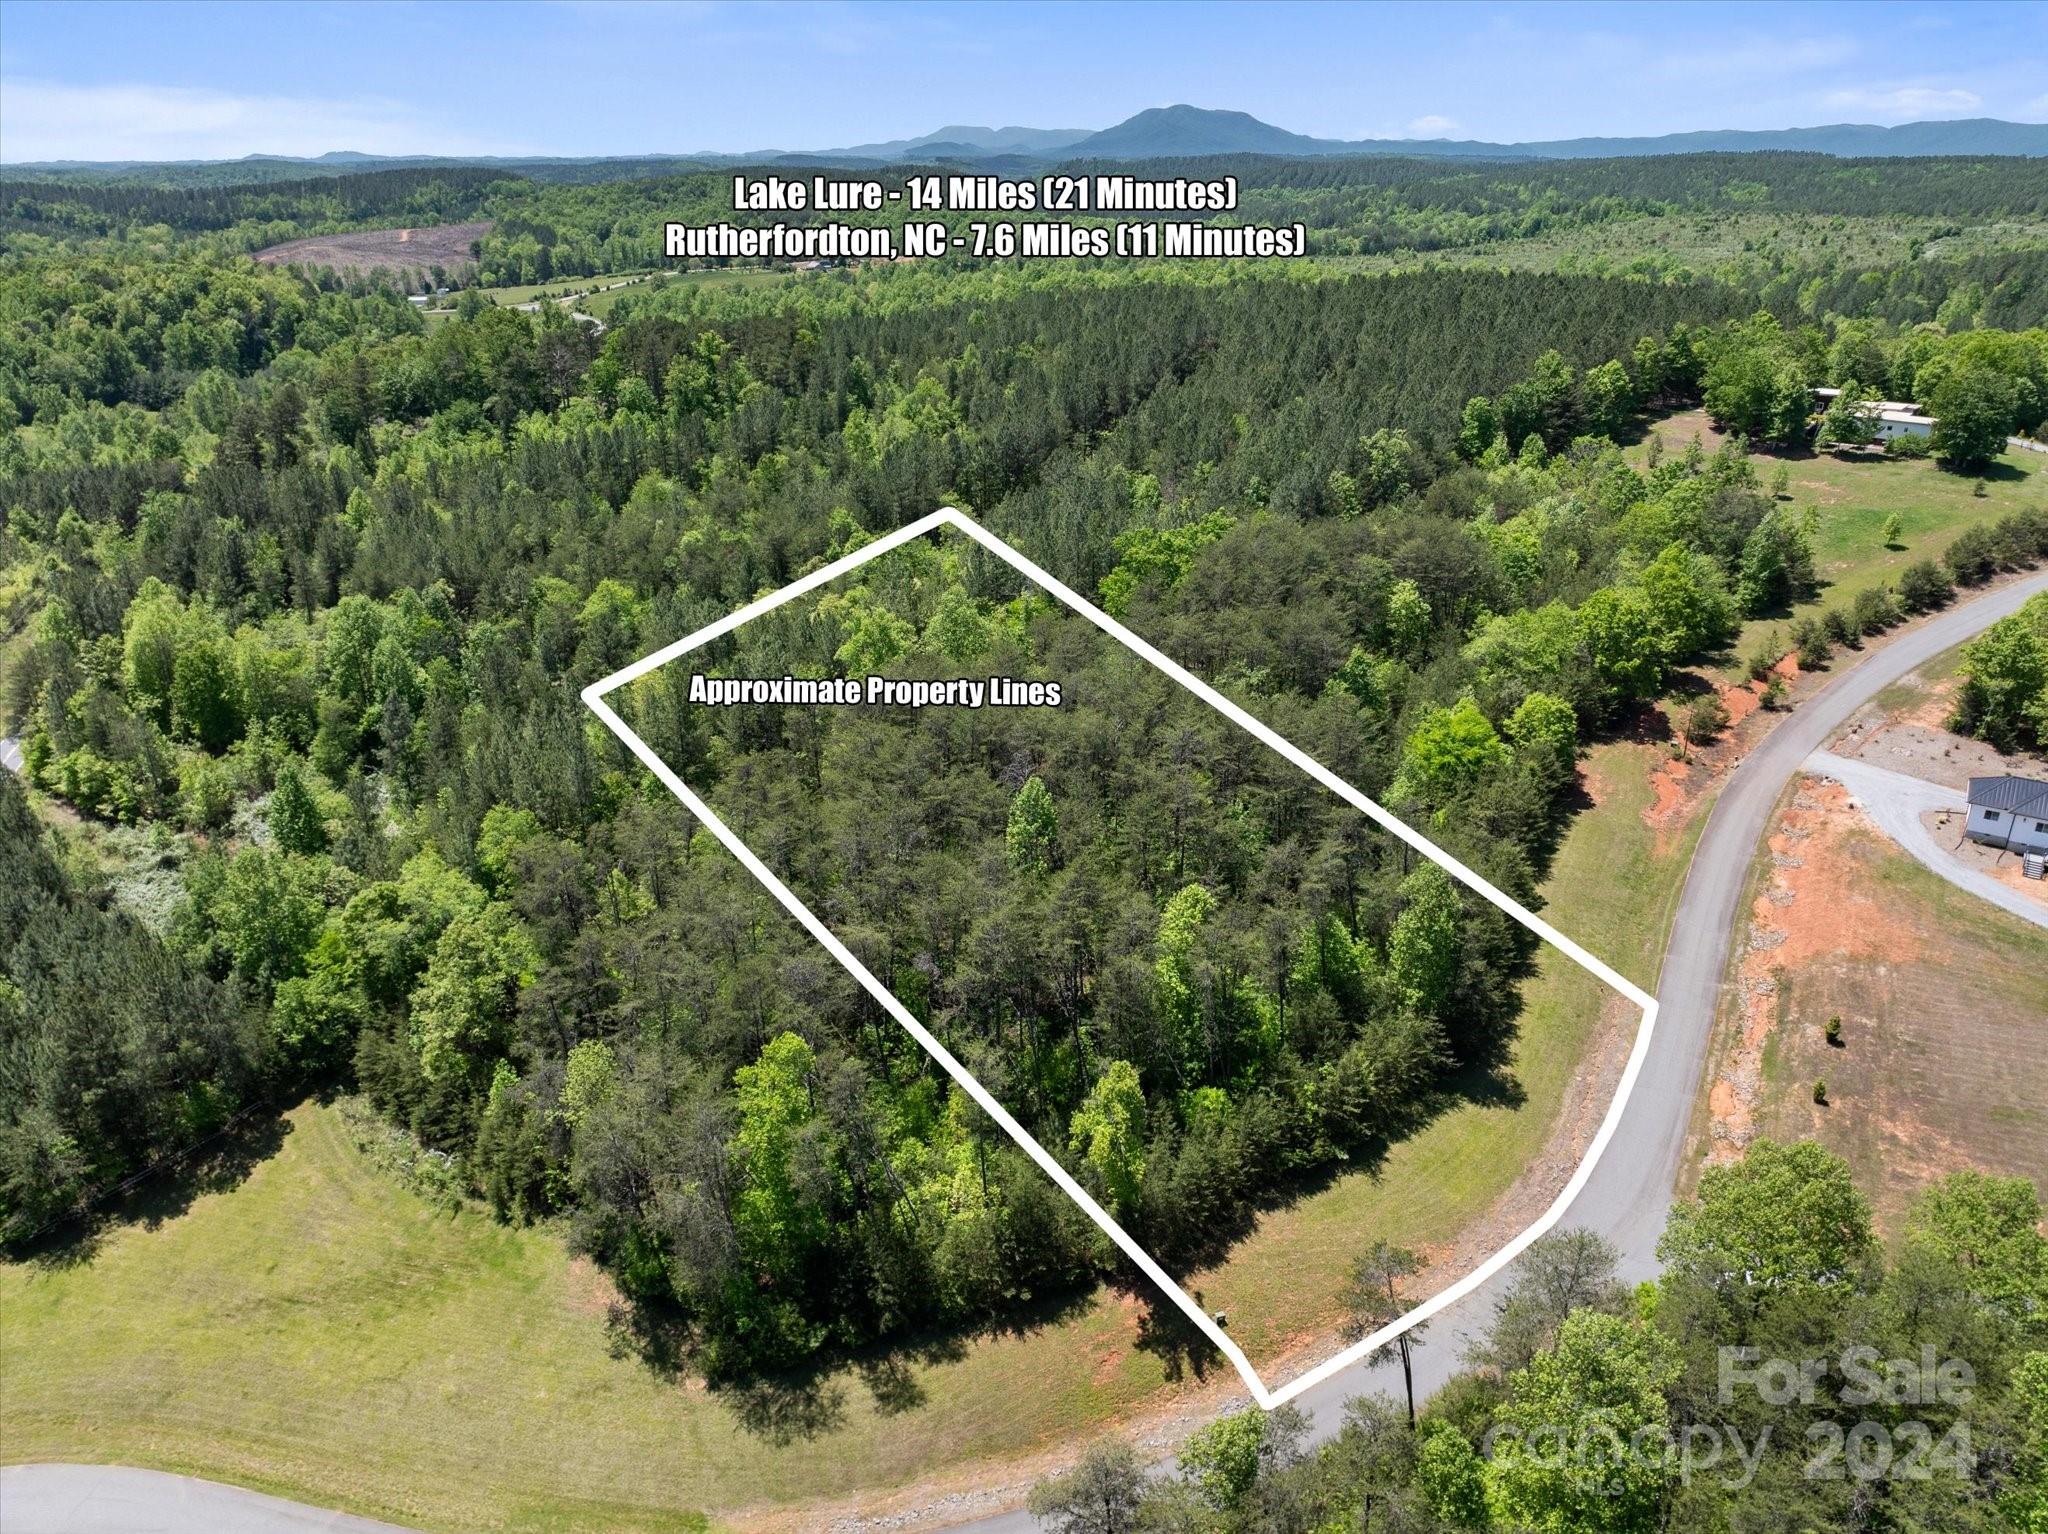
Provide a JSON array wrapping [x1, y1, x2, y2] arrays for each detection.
[[1027, 1143, 2048, 1533], [4, 151, 2047, 1391], [8, 151, 2048, 322]]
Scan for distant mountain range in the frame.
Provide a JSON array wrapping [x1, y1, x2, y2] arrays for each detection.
[[1045, 105, 2048, 161], [9, 105, 2046, 176]]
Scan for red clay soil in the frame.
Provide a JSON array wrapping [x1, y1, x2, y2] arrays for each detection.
[[1706, 777, 1929, 1162], [1642, 656, 1802, 851]]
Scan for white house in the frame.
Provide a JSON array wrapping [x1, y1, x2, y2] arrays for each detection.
[[1812, 387, 1934, 441], [1965, 774, 2048, 855], [1873, 405, 1934, 441]]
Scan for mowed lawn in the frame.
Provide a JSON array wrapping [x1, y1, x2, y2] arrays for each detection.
[[1, 1104, 1211, 1533], [1631, 409, 2047, 673], [1198, 736, 1704, 1368], [0, 737, 1699, 1529]]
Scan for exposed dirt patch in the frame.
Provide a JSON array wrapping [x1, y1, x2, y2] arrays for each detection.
[[1707, 778, 1933, 1165], [254, 221, 492, 278], [1640, 663, 1798, 850], [1830, 650, 2048, 790], [1943, 820, 2048, 905], [562, 1255, 623, 1319], [1638, 409, 1732, 457], [1704, 775, 2048, 1226], [1837, 719, 2021, 792]]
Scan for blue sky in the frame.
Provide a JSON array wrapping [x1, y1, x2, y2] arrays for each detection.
[[3, 0, 2045, 163]]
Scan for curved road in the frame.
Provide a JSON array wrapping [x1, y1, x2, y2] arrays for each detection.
[[8, 570, 2047, 1534]]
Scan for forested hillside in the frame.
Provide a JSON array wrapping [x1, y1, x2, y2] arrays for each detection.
[[4, 186, 2047, 1382]]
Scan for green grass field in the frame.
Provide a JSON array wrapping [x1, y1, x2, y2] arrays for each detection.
[[0, 735, 1703, 1530], [1631, 408, 2047, 673], [2, 1101, 1210, 1532]]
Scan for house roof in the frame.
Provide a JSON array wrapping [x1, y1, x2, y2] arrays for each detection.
[[1968, 774, 2048, 815]]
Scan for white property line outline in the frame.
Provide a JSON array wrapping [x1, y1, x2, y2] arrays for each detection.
[[584, 506, 1659, 1410]]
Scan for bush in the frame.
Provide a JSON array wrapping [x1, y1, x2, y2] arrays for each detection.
[[1850, 586, 1899, 636], [1813, 1079, 1829, 1104], [1825, 1015, 1843, 1047], [1947, 524, 2005, 585], [1822, 608, 1859, 649], [1884, 434, 1933, 460], [1997, 506, 2048, 562], [1761, 673, 1786, 709], [1744, 634, 1783, 683], [1897, 559, 1954, 612], [1681, 693, 1731, 745], [1791, 616, 1832, 670]]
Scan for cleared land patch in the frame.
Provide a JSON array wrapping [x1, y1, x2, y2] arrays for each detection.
[[253, 221, 492, 278], [1697, 774, 2048, 1227]]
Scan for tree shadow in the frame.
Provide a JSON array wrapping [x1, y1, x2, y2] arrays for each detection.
[[718, 1372, 850, 1446], [600, 1274, 1096, 1445], [1946, 459, 2030, 483], [1131, 1280, 1223, 1383], [11, 1106, 293, 1272]]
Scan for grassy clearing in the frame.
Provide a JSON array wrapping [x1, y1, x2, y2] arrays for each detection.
[[1632, 409, 2047, 673], [1200, 736, 1705, 1367], [465, 270, 659, 308], [0, 1101, 1211, 1532]]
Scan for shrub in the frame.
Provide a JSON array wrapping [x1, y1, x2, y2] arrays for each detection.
[[1997, 506, 2048, 562], [1850, 586, 1899, 636], [1884, 434, 1933, 460], [1947, 524, 2004, 585], [1813, 1079, 1829, 1104], [1822, 608, 1859, 649], [1825, 1015, 1843, 1047], [1791, 616, 1832, 671], [1744, 634, 1783, 683], [1682, 693, 1731, 745], [1897, 559, 1954, 612], [1761, 673, 1787, 710]]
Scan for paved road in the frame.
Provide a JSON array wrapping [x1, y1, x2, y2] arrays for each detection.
[[1807, 749, 2048, 930], [12, 572, 2047, 1534], [1, 735, 22, 775], [0, 1465, 409, 1533]]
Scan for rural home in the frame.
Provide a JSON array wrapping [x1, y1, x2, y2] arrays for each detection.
[[1965, 774, 2048, 855], [1812, 387, 1936, 441]]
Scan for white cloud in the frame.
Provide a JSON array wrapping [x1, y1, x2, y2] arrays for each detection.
[[1406, 114, 1460, 137], [1820, 84, 1983, 122], [0, 78, 525, 163]]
